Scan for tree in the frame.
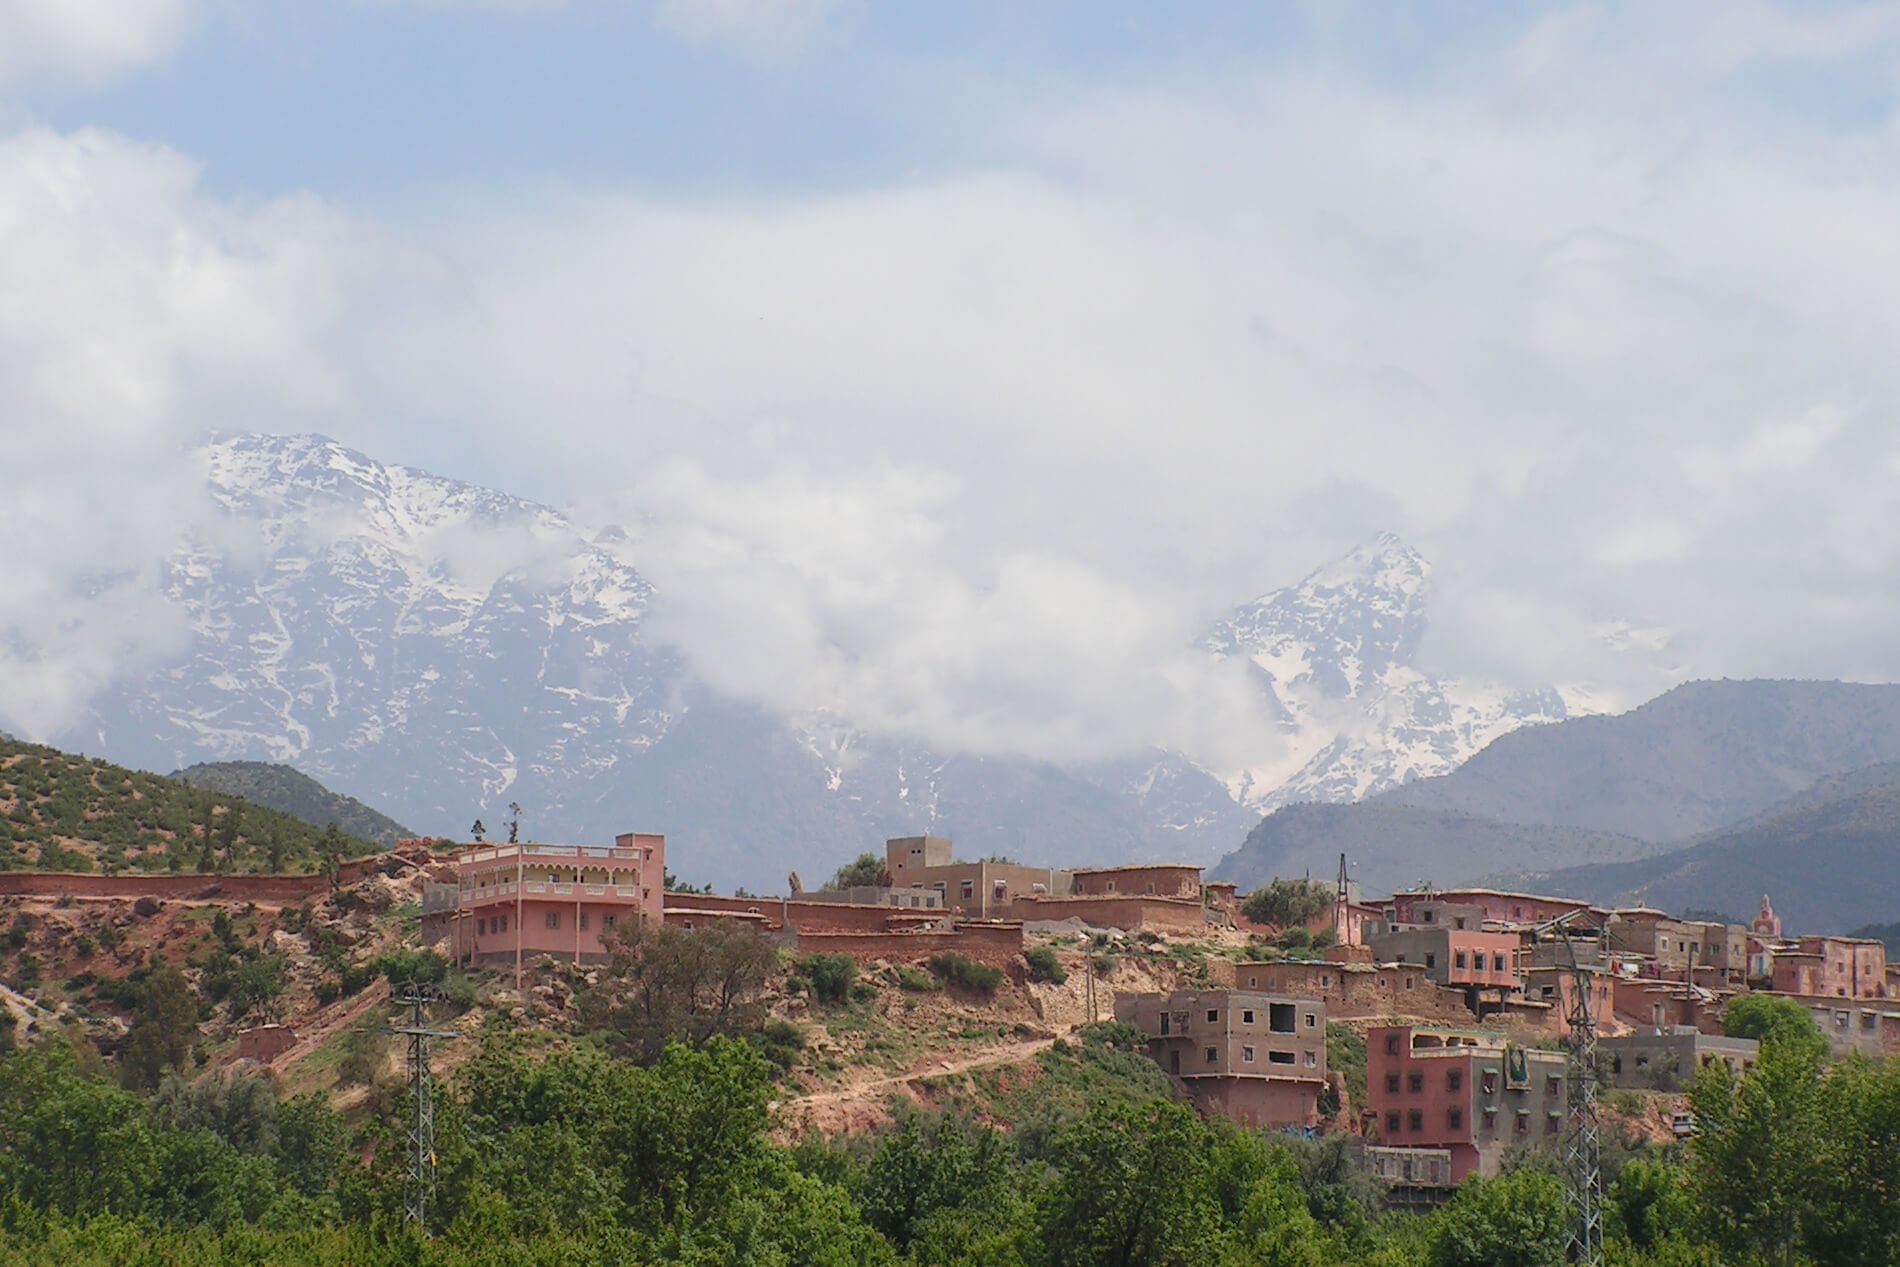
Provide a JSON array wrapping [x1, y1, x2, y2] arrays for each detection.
[[471, 818, 487, 843], [577, 921, 779, 1063], [1688, 1039, 1829, 1265], [265, 822, 286, 873], [215, 803, 242, 869], [860, 1113, 1014, 1250], [507, 802, 522, 844], [1036, 1099, 1223, 1267], [1241, 878, 1333, 928], [118, 964, 200, 1091], [316, 823, 345, 890], [1428, 1167, 1567, 1267], [152, 1071, 279, 1156], [825, 852, 884, 891], [229, 954, 287, 1020], [803, 952, 858, 1004], [1721, 993, 1828, 1062]]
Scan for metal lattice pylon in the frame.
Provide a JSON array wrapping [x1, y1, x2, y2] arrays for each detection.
[[1532, 910, 1605, 1267], [382, 984, 457, 1231]]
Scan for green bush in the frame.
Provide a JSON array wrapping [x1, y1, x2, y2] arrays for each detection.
[[894, 964, 940, 993], [1025, 946, 1067, 984], [927, 952, 1003, 995], [1241, 877, 1333, 928], [374, 948, 447, 986], [802, 953, 859, 1004]]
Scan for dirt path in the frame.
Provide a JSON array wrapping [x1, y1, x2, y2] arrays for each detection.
[[782, 1037, 1057, 1120], [266, 980, 391, 1082]]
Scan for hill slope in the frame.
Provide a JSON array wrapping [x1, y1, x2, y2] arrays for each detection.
[[0, 738, 380, 874], [171, 761, 414, 847], [1209, 801, 1651, 894], [1371, 679, 1900, 840], [1517, 775, 1900, 934]]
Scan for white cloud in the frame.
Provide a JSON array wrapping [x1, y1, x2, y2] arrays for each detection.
[[10, 3, 1900, 767], [0, 0, 194, 87], [651, 0, 841, 55]]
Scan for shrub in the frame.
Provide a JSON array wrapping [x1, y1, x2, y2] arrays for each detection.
[[848, 980, 877, 1004], [803, 953, 858, 1004], [133, 896, 161, 918], [313, 977, 341, 1007], [894, 964, 939, 993], [73, 933, 96, 958], [927, 952, 1003, 995], [1241, 877, 1332, 928], [1025, 945, 1067, 984], [375, 948, 448, 986], [749, 1019, 806, 1071]]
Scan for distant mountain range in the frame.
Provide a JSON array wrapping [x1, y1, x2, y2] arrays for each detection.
[[1212, 679, 1900, 932], [22, 433, 1586, 890], [172, 761, 415, 847]]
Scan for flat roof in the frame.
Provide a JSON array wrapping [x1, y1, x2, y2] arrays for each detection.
[[1073, 863, 1203, 874]]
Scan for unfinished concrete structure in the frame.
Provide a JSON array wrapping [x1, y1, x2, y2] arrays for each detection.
[[1116, 989, 1327, 1128], [1599, 1029, 1758, 1091]]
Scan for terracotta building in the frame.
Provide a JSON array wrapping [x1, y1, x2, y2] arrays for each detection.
[[883, 836, 1073, 918], [1116, 989, 1327, 1129], [1365, 1024, 1569, 1183], [1365, 925, 1525, 1015], [450, 832, 666, 972], [1070, 864, 1203, 898], [1772, 936, 1888, 999]]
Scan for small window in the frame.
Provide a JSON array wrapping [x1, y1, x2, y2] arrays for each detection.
[[1386, 1073, 1400, 1093], [1425, 953, 1437, 970], [476, 917, 487, 935], [1205, 1046, 1218, 1064], [1408, 1071, 1423, 1093], [960, 881, 974, 899], [1242, 1009, 1255, 1025], [1385, 1111, 1401, 1134], [1545, 1076, 1561, 1097], [1408, 1110, 1423, 1132], [1207, 1009, 1220, 1024], [1423, 910, 1435, 923], [1160, 1013, 1171, 1035], [1304, 1050, 1317, 1067], [1320, 974, 1330, 988], [601, 914, 616, 929], [1247, 975, 1258, 988], [497, 916, 507, 932], [1270, 1003, 1296, 1033], [1106, 881, 1116, 893], [578, 912, 589, 931], [545, 911, 561, 930], [1864, 1013, 1878, 1032], [1482, 1072, 1498, 1095], [1454, 917, 1467, 930], [1385, 1034, 1400, 1055], [1493, 954, 1507, 972], [1269, 1050, 1295, 1065], [1515, 1111, 1530, 1135], [1242, 1046, 1255, 1063], [1448, 1106, 1463, 1129], [1545, 1113, 1561, 1136], [1305, 1013, 1317, 1028], [1447, 1069, 1462, 1092]]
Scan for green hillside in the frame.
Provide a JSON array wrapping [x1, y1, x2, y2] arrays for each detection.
[[171, 760, 413, 847], [0, 738, 381, 874]]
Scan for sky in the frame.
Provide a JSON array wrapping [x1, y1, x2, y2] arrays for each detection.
[[6, 0, 1900, 761]]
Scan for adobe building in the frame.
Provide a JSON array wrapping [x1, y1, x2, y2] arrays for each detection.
[[1115, 989, 1327, 1129], [1070, 864, 1202, 898], [1365, 1024, 1569, 1184], [1364, 923, 1524, 1016], [1599, 1029, 1758, 1091], [883, 836, 1073, 918], [449, 832, 666, 971], [1381, 888, 1596, 929], [1771, 936, 1888, 1000]]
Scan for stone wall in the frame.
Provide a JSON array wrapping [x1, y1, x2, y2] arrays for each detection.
[[793, 921, 1024, 966]]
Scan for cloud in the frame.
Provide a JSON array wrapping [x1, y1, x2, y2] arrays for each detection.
[[0, 0, 195, 87], [650, 0, 841, 55], [10, 3, 1900, 770]]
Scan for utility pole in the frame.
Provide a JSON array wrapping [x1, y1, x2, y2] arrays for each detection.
[[383, 984, 457, 1232], [1532, 909, 1605, 1267]]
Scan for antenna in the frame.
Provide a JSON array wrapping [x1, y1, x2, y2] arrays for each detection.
[[379, 983, 458, 1231]]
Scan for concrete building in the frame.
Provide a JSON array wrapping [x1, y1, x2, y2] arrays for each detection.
[[1381, 889, 1596, 928], [1599, 1029, 1758, 1091], [883, 836, 1073, 918], [1365, 1024, 1569, 1182], [1792, 997, 1900, 1060], [451, 833, 666, 970], [1116, 989, 1327, 1128], [1606, 909, 1706, 975], [1365, 925, 1524, 1015]]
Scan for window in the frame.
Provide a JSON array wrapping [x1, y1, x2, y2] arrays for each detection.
[[1447, 1069, 1462, 1092], [1405, 976, 1415, 990], [1423, 910, 1435, 923], [1386, 1111, 1401, 1135], [1448, 1107, 1463, 1129], [1160, 1013, 1171, 1035], [1455, 951, 1468, 969], [545, 911, 561, 930], [1106, 881, 1116, 893], [1386, 1073, 1401, 1094], [1545, 1076, 1561, 1097], [1545, 1113, 1561, 1136], [1247, 975, 1259, 988], [1481, 1072, 1498, 1095], [1305, 1013, 1317, 1028], [1515, 1111, 1529, 1135], [1242, 1046, 1255, 1063], [1270, 1003, 1296, 1033], [1207, 1009, 1220, 1024], [1242, 1009, 1255, 1025], [477, 918, 487, 935], [1305, 1050, 1318, 1067], [1864, 1013, 1879, 1032], [1425, 953, 1437, 970], [601, 914, 616, 929], [578, 912, 589, 931], [1454, 917, 1467, 930], [1408, 1110, 1423, 1132], [1385, 1034, 1401, 1055], [1269, 1050, 1295, 1065], [497, 916, 507, 932], [1408, 1071, 1424, 1093], [1493, 954, 1507, 972], [1205, 1046, 1218, 1064], [960, 881, 974, 899], [1320, 974, 1330, 988]]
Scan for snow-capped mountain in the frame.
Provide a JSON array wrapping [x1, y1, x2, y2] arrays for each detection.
[[1199, 533, 1575, 812], [41, 436, 1583, 888]]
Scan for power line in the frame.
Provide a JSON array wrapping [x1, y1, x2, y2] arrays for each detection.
[[379, 983, 458, 1232]]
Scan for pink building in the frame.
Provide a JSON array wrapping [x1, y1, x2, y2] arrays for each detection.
[[1366, 1024, 1569, 1183], [452, 833, 666, 973], [1772, 936, 1888, 1000]]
